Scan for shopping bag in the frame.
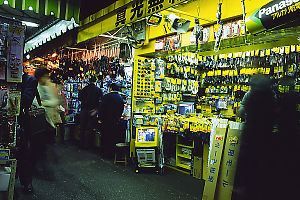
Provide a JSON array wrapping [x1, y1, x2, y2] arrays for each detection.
[[29, 107, 48, 136]]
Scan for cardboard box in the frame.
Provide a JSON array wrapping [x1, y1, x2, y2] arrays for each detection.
[[202, 122, 228, 200], [193, 156, 203, 179], [0, 167, 11, 192], [215, 122, 243, 200]]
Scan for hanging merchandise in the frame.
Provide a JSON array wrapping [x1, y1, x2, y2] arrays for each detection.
[[0, 17, 24, 148], [214, 1, 223, 52]]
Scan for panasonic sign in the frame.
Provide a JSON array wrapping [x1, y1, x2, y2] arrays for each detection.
[[246, 0, 300, 34], [258, 0, 299, 18]]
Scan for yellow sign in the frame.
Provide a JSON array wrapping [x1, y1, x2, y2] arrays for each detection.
[[112, 0, 189, 28]]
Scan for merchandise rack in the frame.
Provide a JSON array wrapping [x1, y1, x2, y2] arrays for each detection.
[[0, 159, 17, 200]]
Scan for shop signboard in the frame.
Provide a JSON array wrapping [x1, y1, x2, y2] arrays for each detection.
[[6, 24, 24, 83], [215, 122, 243, 200], [115, 0, 189, 28], [202, 122, 228, 200], [246, 0, 300, 34]]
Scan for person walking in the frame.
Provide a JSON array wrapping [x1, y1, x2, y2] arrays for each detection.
[[98, 83, 125, 158], [78, 76, 103, 149], [234, 74, 276, 200], [18, 72, 39, 193], [32, 68, 61, 178]]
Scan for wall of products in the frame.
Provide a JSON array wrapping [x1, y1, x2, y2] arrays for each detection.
[[0, 18, 25, 149]]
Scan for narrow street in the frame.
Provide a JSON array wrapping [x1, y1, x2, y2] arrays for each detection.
[[14, 144, 204, 200]]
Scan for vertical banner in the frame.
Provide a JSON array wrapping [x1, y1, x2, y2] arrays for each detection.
[[215, 122, 243, 200], [202, 122, 228, 200], [6, 24, 24, 82]]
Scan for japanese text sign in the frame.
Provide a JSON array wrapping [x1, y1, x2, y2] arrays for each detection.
[[115, 0, 188, 28], [215, 122, 243, 200], [202, 122, 228, 200]]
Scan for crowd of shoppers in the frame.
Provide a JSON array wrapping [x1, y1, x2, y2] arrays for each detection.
[[18, 69, 125, 194]]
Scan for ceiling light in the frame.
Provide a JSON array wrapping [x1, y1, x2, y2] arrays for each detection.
[[3, 1, 9, 5], [21, 21, 39, 27], [51, 52, 58, 58], [28, 6, 33, 11]]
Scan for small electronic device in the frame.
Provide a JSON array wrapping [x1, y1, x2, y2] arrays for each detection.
[[178, 102, 195, 115], [136, 149, 156, 164], [135, 127, 158, 147]]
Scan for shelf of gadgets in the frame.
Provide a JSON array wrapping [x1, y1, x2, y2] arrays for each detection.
[[131, 57, 210, 172]]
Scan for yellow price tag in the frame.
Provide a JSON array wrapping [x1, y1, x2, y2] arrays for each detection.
[[255, 50, 260, 56], [194, 81, 199, 87], [285, 46, 290, 54], [291, 45, 296, 52], [171, 78, 176, 84], [279, 66, 284, 72]]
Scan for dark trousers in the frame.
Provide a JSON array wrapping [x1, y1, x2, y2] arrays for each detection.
[[101, 119, 126, 158], [17, 113, 33, 186], [80, 109, 97, 148]]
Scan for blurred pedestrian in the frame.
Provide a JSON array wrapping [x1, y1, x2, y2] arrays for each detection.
[[32, 68, 61, 176], [234, 74, 276, 200], [78, 76, 103, 149], [51, 77, 67, 144]]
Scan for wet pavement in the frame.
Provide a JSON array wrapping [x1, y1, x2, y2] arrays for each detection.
[[14, 143, 204, 200]]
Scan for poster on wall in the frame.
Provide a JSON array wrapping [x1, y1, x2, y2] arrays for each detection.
[[6, 24, 25, 82], [7, 90, 21, 116], [155, 35, 181, 52], [0, 23, 8, 80]]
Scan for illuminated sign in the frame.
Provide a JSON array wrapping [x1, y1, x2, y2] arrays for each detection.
[[246, 0, 300, 34]]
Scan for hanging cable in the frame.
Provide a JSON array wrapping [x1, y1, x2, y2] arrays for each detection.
[[241, 0, 247, 43]]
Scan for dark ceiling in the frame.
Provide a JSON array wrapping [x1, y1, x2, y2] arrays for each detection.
[[80, 0, 116, 21], [0, 4, 57, 41]]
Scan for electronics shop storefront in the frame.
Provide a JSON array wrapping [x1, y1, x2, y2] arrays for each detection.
[[78, 0, 300, 199], [129, 0, 300, 199]]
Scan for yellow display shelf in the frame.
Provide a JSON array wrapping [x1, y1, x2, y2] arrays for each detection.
[[177, 163, 191, 170], [177, 154, 192, 159], [177, 144, 194, 149]]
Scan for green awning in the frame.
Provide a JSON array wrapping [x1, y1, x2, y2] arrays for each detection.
[[24, 17, 78, 53], [0, 0, 80, 22]]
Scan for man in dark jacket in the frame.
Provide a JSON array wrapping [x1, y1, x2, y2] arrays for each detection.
[[98, 83, 125, 158], [18, 72, 39, 193], [78, 76, 103, 149]]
